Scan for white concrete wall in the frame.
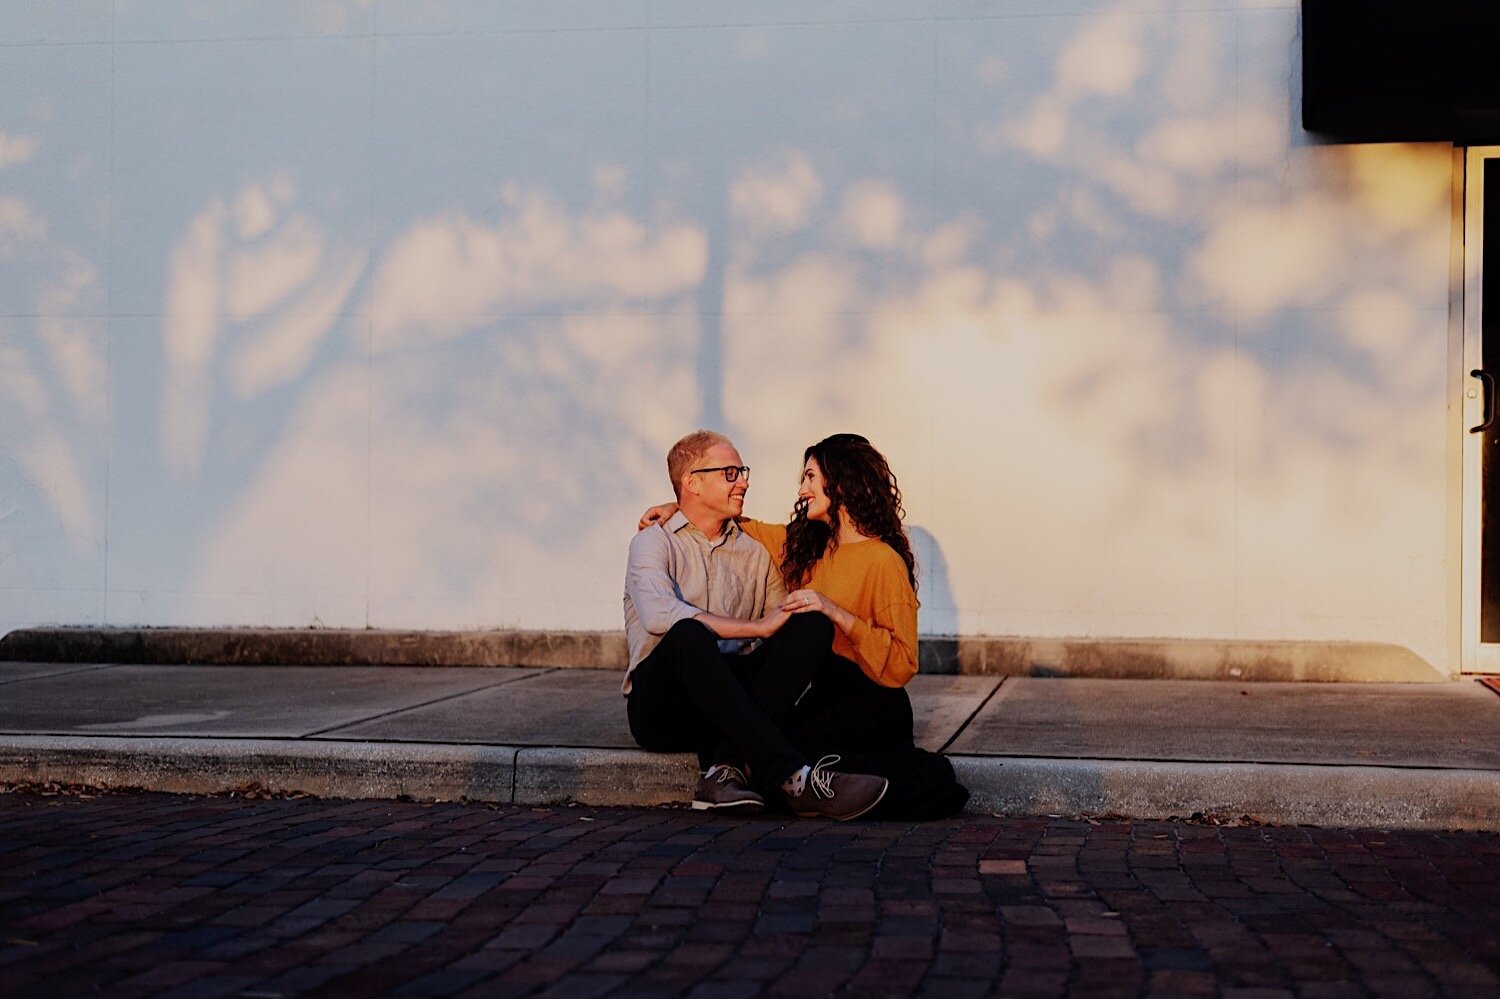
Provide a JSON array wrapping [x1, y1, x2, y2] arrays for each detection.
[[0, 1, 1457, 668]]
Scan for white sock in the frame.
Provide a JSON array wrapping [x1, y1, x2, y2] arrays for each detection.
[[782, 765, 810, 797]]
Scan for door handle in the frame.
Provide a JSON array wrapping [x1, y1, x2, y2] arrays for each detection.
[[1473, 369, 1497, 434]]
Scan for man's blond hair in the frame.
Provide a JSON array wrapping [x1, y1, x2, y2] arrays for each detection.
[[667, 430, 732, 499]]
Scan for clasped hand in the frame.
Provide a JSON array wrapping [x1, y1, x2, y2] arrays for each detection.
[[782, 588, 834, 617], [749, 589, 836, 639]]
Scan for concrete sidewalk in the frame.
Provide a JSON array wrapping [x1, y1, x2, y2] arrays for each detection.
[[2, 660, 1499, 830]]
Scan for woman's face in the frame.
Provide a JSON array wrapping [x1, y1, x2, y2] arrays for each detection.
[[798, 456, 833, 523]]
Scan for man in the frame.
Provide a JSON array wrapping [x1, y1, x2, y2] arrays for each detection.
[[623, 430, 888, 819]]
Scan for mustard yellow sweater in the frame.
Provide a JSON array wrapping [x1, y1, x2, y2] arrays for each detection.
[[741, 519, 918, 689]]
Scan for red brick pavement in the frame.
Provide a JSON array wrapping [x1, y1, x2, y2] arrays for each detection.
[[2, 790, 1499, 997]]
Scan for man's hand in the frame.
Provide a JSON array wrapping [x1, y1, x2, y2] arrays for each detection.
[[638, 502, 679, 531], [756, 606, 791, 638], [693, 607, 787, 641]]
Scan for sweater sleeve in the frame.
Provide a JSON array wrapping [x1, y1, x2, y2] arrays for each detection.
[[843, 553, 919, 688], [738, 518, 787, 567]]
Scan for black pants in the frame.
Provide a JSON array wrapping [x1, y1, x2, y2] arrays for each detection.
[[626, 614, 833, 785], [788, 655, 971, 821], [793, 653, 915, 750]]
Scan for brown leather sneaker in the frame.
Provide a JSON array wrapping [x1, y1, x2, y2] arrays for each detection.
[[692, 765, 765, 813], [784, 755, 888, 821]]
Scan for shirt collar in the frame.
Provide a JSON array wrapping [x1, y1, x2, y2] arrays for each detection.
[[667, 509, 739, 542]]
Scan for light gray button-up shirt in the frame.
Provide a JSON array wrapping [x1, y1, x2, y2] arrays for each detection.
[[622, 510, 787, 695]]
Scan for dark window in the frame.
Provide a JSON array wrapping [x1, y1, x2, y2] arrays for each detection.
[[1303, 0, 1500, 143]]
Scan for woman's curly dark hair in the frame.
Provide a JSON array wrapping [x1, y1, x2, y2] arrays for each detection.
[[780, 433, 917, 592]]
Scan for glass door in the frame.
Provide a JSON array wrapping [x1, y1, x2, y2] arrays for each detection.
[[1464, 148, 1500, 671]]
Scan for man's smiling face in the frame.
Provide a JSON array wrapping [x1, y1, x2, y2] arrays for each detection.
[[690, 441, 748, 521]]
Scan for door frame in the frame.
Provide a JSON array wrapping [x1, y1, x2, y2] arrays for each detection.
[[1462, 146, 1500, 672]]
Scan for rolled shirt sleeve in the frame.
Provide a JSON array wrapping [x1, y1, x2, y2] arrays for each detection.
[[625, 527, 702, 636]]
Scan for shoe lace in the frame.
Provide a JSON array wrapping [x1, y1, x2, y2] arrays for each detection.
[[709, 765, 746, 785], [808, 755, 841, 800]]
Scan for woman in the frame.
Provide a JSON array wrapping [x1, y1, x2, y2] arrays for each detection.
[[641, 433, 968, 819], [757, 433, 919, 691]]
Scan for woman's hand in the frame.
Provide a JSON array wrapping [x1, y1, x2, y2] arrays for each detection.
[[782, 588, 855, 633], [637, 502, 679, 531]]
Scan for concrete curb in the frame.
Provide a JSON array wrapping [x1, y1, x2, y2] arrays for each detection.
[[4, 736, 1497, 831], [956, 757, 1500, 831], [513, 747, 697, 808], [0, 627, 1448, 682], [0, 736, 519, 803]]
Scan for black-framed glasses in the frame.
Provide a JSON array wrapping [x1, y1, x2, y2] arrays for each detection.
[[690, 465, 750, 483]]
